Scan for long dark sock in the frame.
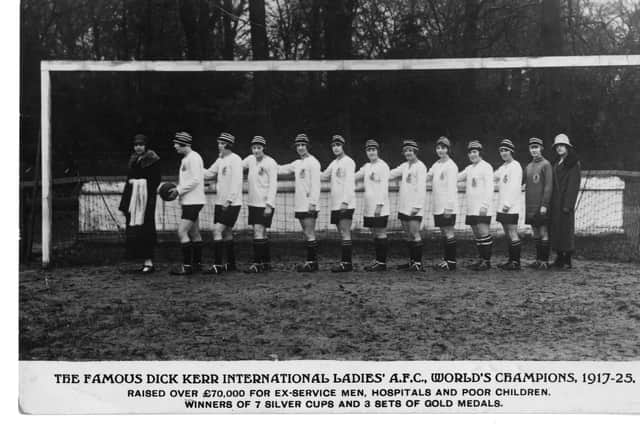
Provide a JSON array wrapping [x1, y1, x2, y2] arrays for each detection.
[[213, 240, 224, 265], [181, 242, 192, 266], [225, 240, 236, 267], [509, 239, 522, 263], [192, 241, 203, 265], [476, 235, 493, 260], [540, 240, 550, 262], [406, 241, 413, 262], [306, 240, 318, 262], [374, 237, 388, 263], [565, 251, 572, 266], [341, 240, 353, 263], [410, 241, 423, 263], [253, 238, 267, 263], [534, 237, 541, 260], [263, 239, 271, 263], [445, 237, 457, 263]]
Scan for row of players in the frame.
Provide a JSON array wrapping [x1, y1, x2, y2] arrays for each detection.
[[121, 131, 581, 275]]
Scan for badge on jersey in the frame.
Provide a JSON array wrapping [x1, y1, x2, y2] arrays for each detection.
[[503, 174, 509, 183], [440, 171, 445, 181], [258, 166, 265, 176], [336, 167, 344, 178], [533, 173, 540, 183], [299, 169, 306, 179], [369, 171, 378, 182], [181, 164, 186, 172], [406, 172, 413, 184], [221, 166, 227, 176], [471, 177, 477, 188]]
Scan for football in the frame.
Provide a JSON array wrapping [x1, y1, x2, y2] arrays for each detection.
[[157, 182, 178, 201]]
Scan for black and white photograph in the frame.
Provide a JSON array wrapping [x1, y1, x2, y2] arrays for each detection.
[[17, 0, 640, 414]]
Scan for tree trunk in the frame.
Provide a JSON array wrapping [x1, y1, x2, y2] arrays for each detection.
[[222, 0, 235, 59]]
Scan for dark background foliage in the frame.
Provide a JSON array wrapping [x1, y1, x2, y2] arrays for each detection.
[[20, 0, 640, 178]]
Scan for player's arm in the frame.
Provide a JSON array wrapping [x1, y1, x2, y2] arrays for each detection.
[[320, 162, 333, 181], [341, 160, 356, 209], [375, 164, 390, 216], [503, 164, 522, 213], [354, 166, 364, 181], [445, 162, 459, 215], [457, 167, 467, 182], [226, 156, 243, 205], [277, 161, 295, 175], [480, 164, 494, 213], [176, 156, 201, 195], [426, 165, 434, 182], [541, 162, 553, 213], [412, 163, 427, 214], [203, 158, 219, 180], [308, 160, 321, 211], [265, 159, 278, 209], [389, 165, 403, 180]]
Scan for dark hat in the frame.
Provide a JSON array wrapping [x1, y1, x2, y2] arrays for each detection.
[[365, 139, 379, 150], [528, 137, 543, 147], [294, 133, 310, 145], [467, 140, 483, 152], [402, 139, 419, 151], [251, 135, 266, 146], [173, 131, 192, 146], [331, 134, 345, 145], [499, 139, 515, 152], [133, 134, 147, 145], [217, 132, 235, 146], [436, 136, 451, 148], [552, 133, 573, 148]]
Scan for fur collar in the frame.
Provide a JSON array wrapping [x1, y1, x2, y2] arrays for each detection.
[[129, 150, 160, 168]]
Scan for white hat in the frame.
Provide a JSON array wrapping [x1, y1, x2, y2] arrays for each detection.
[[552, 133, 573, 148]]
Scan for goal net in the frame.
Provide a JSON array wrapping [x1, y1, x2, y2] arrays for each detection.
[[27, 57, 640, 266]]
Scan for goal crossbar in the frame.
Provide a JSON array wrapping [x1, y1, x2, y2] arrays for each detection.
[[39, 55, 640, 267]]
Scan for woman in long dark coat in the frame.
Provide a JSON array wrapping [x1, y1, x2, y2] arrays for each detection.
[[118, 134, 161, 273], [550, 133, 581, 269]]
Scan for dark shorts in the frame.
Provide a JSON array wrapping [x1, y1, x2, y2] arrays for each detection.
[[363, 215, 389, 228], [248, 205, 274, 228], [214, 204, 241, 227], [398, 213, 423, 222], [525, 213, 550, 227], [465, 215, 492, 225], [434, 214, 456, 227], [330, 209, 355, 225], [181, 204, 203, 221], [497, 212, 519, 225], [295, 211, 319, 220]]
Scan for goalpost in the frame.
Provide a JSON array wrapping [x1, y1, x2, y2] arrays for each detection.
[[39, 55, 640, 267]]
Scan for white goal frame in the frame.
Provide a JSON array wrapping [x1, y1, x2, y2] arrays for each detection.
[[39, 55, 640, 267]]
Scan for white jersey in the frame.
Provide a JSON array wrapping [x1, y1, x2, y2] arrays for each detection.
[[204, 152, 243, 206], [459, 159, 494, 216], [279, 154, 321, 212], [427, 157, 459, 215], [176, 150, 206, 206], [389, 160, 428, 216], [321, 155, 356, 211], [355, 159, 391, 217], [242, 154, 278, 208], [494, 160, 523, 214]]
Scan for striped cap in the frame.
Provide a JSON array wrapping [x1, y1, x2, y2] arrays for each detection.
[[552, 133, 573, 148], [365, 139, 379, 150], [250, 135, 266, 146], [294, 133, 310, 145], [436, 136, 451, 148], [133, 134, 147, 145], [528, 137, 543, 146], [402, 139, 419, 151], [467, 140, 483, 151], [217, 132, 235, 146], [331, 134, 345, 145], [499, 138, 515, 152], [173, 131, 193, 146]]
